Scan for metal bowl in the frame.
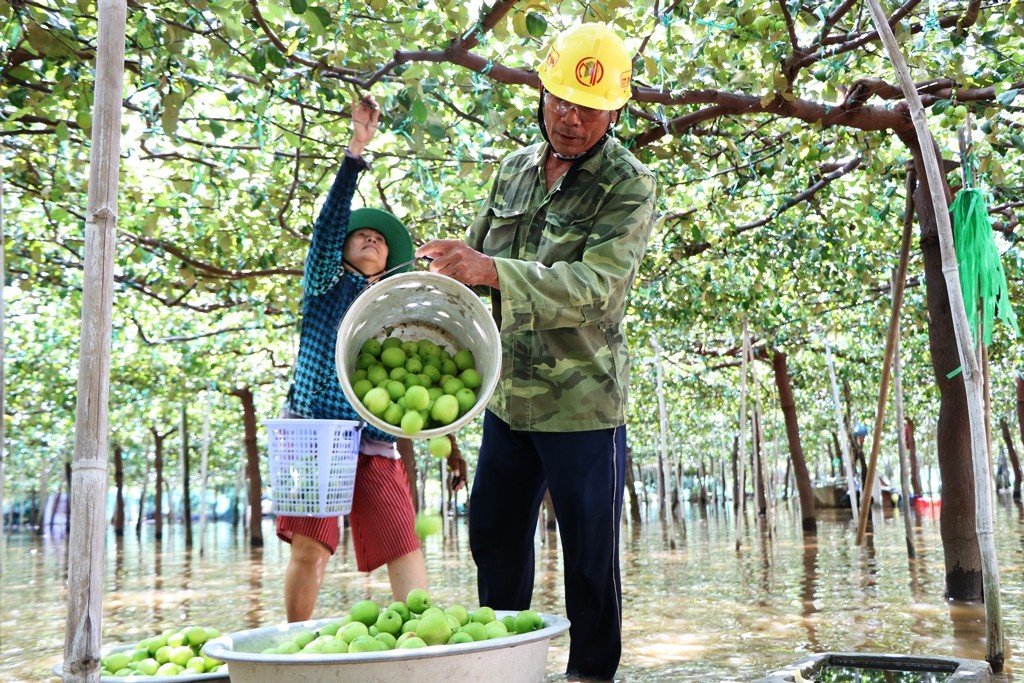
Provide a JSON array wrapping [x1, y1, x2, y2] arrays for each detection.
[[203, 611, 569, 683]]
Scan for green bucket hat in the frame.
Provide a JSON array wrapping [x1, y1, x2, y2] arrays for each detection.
[[346, 207, 414, 276]]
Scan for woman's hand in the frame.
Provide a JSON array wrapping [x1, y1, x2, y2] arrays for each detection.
[[348, 93, 380, 157]]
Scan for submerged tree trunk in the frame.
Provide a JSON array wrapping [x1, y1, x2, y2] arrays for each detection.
[[180, 403, 193, 549], [1017, 375, 1024, 494], [902, 136, 982, 601], [231, 386, 264, 548], [112, 444, 125, 537], [905, 417, 924, 498], [150, 426, 171, 542], [1001, 417, 1022, 500], [136, 459, 150, 537], [772, 350, 816, 534], [730, 435, 739, 511], [752, 407, 766, 516], [625, 448, 642, 524]]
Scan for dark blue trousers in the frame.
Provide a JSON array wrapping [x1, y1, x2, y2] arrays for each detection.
[[469, 410, 627, 680]]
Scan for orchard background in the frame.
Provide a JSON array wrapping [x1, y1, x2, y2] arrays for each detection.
[[2, 0, 1022, 613]]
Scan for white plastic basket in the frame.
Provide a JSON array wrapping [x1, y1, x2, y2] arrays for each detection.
[[264, 419, 361, 517]]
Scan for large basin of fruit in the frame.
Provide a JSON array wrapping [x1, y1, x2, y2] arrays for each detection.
[[203, 611, 569, 683]]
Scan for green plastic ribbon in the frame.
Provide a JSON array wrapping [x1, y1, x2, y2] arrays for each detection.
[[951, 187, 1020, 345]]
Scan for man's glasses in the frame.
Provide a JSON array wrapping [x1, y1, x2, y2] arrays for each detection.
[[544, 92, 606, 123]]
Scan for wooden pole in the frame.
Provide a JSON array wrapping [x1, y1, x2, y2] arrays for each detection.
[[735, 319, 750, 550], [198, 388, 213, 555], [823, 336, 859, 524], [854, 159, 916, 545], [63, 2, 127, 681], [892, 273, 916, 559], [861, 0, 1003, 668], [651, 337, 671, 523]]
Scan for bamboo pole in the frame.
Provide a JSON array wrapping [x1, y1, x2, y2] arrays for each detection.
[[651, 337, 672, 523], [854, 160, 916, 545], [823, 336, 860, 524], [892, 273, 916, 559], [754, 354, 773, 534], [862, 0, 1003, 668], [198, 389, 212, 556], [735, 319, 750, 550], [63, 2, 127, 681]]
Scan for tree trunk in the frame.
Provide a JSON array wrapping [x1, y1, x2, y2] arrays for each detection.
[[730, 434, 739, 511], [112, 443, 125, 537], [542, 489, 556, 530], [772, 350, 816, 534], [698, 455, 708, 507], [231, 386, 264, 548], [1017, 375, 1024, 496], [136, 459, 150, 538], [1001, 418, 1022, 500], [150, 426, 172, 542], [34, 465, 49, 534], [180, 403, 193, 549], [903, 137, 982, 601], [639, 461, 650, 515], [905, 418, 924, 498], [625, 448, 642, 524], [55, 459, 72, 533]]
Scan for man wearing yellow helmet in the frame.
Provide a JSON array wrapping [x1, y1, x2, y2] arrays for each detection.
[[417, 22, 657, 681]]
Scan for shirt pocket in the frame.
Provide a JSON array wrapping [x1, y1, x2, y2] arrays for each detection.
[[481, 206, 524, 257], [537, 210, 594, 265]]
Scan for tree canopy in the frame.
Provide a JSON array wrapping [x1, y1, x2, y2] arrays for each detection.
[[2, 0, 1022, 498]]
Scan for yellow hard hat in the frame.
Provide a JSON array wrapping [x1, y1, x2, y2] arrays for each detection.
[[537, 22, 632, 111]]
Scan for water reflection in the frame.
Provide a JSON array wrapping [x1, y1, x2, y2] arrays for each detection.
[[1, 502, 1021, 682]]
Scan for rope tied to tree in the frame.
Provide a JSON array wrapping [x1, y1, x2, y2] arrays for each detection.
[[951, 186, 1020, 345]]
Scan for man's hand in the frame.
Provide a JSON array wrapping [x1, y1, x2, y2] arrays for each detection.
[[348, 93, 380, 157], [417, 239, 500, 289]]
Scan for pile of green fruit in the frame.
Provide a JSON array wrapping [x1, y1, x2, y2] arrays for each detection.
[[98, 625, 225, 677], [256, 589, 544, 655], [350, 336, 484, 436]]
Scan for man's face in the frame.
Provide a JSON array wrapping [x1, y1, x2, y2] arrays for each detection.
[[543, 91, 616, 158], [343, 228, 388, 274]]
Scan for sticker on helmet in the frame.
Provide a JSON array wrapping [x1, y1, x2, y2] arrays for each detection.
[[575, 58, 604, 87], [545, 47, 560, 69]]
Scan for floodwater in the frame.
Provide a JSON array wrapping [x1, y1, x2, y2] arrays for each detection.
[[2, 498, 1022, 682]]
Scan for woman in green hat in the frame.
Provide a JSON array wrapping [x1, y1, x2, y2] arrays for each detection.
[[277, 94, 453, 622]]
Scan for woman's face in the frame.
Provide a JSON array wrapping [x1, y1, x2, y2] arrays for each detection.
[[343, 228, 389, 275]]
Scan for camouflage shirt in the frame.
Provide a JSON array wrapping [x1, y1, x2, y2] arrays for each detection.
[[466, 137, 657, 432]]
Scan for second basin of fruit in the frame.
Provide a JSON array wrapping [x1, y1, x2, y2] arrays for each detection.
[[203, 611, 570, 683]]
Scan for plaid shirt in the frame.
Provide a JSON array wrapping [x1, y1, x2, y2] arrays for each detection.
[[286, 154, 393, 443], [466, 137, 657, 432]]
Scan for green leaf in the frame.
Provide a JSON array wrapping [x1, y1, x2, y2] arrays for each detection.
[[995, 89, 1018, 106], [8, 88, 27, 108], [251, 49, 267, 73], [290, 0, 308, 14], [411, 98, 428, 125], [308, 6, 332, 30]]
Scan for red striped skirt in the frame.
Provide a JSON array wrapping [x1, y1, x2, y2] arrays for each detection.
[[276, 453, 420, 572]]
